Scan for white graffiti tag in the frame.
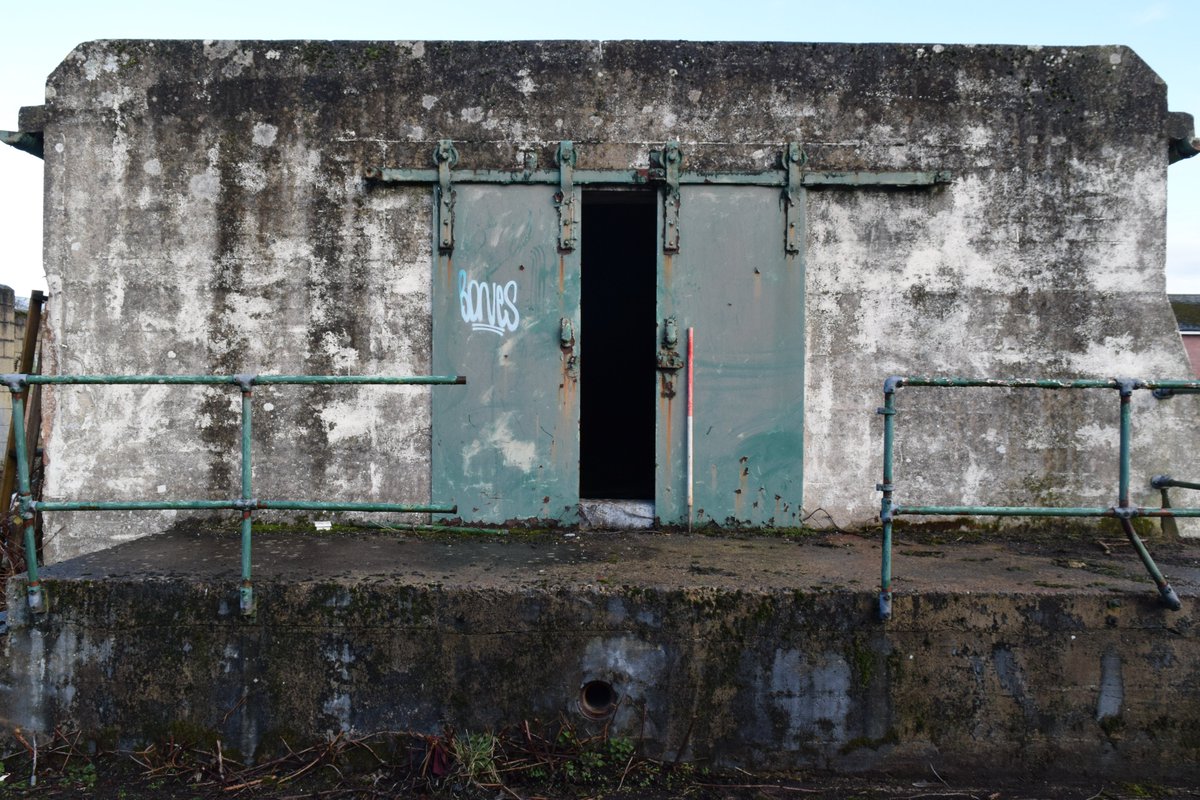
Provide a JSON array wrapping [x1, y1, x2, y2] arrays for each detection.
[[458, 270, 520, 336]]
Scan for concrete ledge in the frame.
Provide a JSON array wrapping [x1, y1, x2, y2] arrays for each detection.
[[3, 529, 1199, 781]]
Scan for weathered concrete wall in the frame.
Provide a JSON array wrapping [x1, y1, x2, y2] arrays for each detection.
[[33, 40, 1200, 558], [40, 41, 437, 558], [4, 531, 1199, 779]]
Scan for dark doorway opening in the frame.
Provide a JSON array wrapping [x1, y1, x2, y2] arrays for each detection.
[[580, 191, 656, 500]]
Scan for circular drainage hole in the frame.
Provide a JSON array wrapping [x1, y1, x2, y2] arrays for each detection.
[[578, 680, 618, 719]]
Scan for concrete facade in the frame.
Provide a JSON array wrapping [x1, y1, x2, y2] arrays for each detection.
[[24, 40, 1200, 559]]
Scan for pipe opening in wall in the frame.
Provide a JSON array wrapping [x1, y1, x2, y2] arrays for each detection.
[[578, 679, 618, 719]]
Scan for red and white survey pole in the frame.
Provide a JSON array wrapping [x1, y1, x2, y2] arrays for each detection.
[[687, 327, 694, 532]]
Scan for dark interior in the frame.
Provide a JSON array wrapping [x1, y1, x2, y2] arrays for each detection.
[[579, 190, 657, 500]]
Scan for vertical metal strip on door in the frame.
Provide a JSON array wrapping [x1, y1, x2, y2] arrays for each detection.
[[655, 186, 805, 526], [432, 184, 582, 523]]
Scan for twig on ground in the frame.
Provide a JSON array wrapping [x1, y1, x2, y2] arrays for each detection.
[[481, 781, 525, 800], [696, 782, 820, 793], [220, 691, 249, 725], [276, 731, 343, 786], [616, 750, 636, 793], [222, 776, 265, 791]]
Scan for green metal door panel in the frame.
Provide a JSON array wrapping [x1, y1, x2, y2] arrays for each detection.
[[433, 185, 581, 523], [655, 186, 805, 526]]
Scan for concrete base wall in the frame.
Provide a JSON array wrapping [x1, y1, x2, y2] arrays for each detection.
[[4, 531, 1198, 781]]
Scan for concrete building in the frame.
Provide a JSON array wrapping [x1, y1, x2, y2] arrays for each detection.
[[6, 40, 1200, 560], [4, 41, 1200, 780], [1169, 294, 1200, 376]]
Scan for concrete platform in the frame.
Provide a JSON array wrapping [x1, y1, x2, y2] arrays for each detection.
[[3, 526, 1199, 782]]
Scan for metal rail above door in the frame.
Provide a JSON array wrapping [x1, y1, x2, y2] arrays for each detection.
[[365, 140, 952, 256]]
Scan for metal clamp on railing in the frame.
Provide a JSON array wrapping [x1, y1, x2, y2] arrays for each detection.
[[5, 373, 466, 616], [876, 376, 1200, 621]]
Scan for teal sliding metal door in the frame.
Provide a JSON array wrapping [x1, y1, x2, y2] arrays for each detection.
[[432, 185, 582, 522], [655, 186, 805, 526]]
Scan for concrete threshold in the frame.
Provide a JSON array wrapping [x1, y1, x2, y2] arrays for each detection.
[[3, 528, 1199, 782]]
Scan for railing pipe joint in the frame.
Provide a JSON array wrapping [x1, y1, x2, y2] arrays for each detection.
[[233, 373, 258, 392], [1151, 475, 1173, 489], [17, 494, 35, 519], [1115, 377, 1139, 397], [26, 582, 44, 613], [240, 581, 255, 615], [1160, 585, 1183, 611], [878, 591, 892, 621], [2, 373, 26, 393], [883, 375, 906, 395]]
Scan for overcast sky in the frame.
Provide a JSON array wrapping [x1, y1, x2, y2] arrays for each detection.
[[2, 0, 1198, 297]]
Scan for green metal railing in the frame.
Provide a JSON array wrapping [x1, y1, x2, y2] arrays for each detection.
[[876, 376, 1200, 621], [3, 372, 466, 615]]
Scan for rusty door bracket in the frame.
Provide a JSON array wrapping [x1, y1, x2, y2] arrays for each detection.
[[657, 316, 684, 372], [650, 142, 682, 252], [434, 140, 459, 252], [555, 141, 578, 251], [784, 142, 807, 254], [560, 317, 578, 378]]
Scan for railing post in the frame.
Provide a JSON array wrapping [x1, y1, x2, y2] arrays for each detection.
[[5, 375, 43, 613], [1117, 379, 1134, 509], [877, 377, 902, 621], [236, 374, 256, 615], [1113, 381, 1181, 609]]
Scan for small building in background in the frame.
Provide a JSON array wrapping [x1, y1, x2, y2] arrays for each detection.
[[1169, 294, 1200, 376], [0, 286, 29, 453]]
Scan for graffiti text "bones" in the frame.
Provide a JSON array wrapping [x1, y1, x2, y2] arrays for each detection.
[[459, 270, 520, 336]]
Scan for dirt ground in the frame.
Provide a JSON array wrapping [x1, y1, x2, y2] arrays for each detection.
[[0, 747, 1197, 800]]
